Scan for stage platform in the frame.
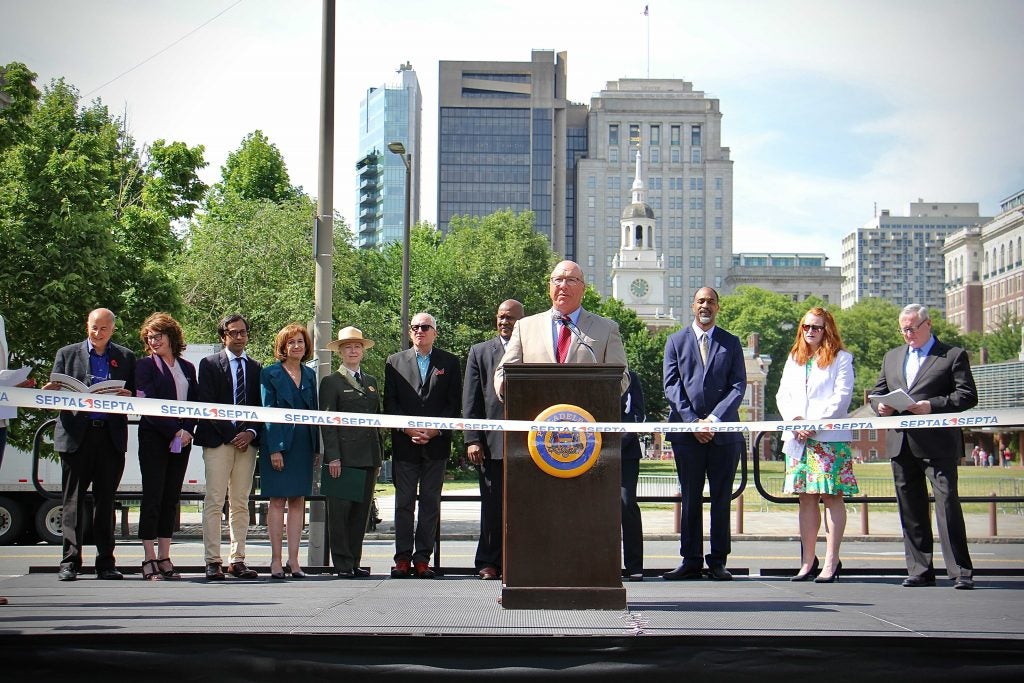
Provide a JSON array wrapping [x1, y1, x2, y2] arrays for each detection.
[[2, 569, 1022, 680]]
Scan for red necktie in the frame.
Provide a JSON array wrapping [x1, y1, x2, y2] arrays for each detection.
[[557, 316, 572, 363]]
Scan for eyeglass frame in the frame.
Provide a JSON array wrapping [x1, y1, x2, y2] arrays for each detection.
[[549, 276, 583, 286], [409, 324, 435, 332], [899, 319, 930, 336]]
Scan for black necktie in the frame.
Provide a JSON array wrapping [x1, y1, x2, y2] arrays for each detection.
[[354, 371, 363, 386], [234, 357, 245, 405]]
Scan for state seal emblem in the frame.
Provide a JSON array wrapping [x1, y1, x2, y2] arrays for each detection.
[[527, 404, 602, 478]]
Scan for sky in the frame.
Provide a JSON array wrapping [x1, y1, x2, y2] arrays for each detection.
[[4, 0, 1023, 262]]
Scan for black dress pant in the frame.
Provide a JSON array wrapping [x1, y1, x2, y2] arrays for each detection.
[[60, 425, 125, 571], [474, 457, 504, 571], [138, 428, 191, 540], [621, 457, 643, 574], [672, 439, 740, 568]]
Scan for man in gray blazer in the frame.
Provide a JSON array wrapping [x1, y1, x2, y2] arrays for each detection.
[[494, 260, 629, 398], [44, 308, 136, 581], [462, 299, 524, 580], [873, 303, 977, 590]]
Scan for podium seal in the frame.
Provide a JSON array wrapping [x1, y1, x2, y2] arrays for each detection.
[[527, 404, 602, 478]]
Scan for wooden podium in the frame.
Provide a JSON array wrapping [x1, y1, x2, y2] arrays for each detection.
[[501, 363, 626, 610]]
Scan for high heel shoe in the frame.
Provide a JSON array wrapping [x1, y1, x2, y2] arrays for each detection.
[[815, 560, 842, 583], [157, 557, 181, 580], [141, 559, 164, 581], [270, 562, 286, 580], [285, 562, 306, 579], [790, 557, 819, 582]]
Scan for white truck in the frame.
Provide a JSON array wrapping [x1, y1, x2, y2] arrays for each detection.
[[0, 344, 218, 545]]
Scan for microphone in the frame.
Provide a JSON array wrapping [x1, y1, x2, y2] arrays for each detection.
[[552, 311, 598, 362]]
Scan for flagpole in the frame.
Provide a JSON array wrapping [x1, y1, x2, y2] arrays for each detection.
[[645, 5, 650, 78]]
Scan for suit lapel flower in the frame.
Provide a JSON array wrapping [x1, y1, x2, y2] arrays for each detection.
[[110, 359, 119, 368], [434, 368, 446, 377]]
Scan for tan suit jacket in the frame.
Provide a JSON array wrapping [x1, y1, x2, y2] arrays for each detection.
[[494, 308, 629, 397]]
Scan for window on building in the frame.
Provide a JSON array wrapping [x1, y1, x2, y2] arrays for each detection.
[[629, 124, 640, 147], [609, 146, 618, 163], [671, 125, 680, 145], [691, 124, 702, 147], [650, 147, 660, 163], [587, 175, 596, 189], [671, 147, 680, 163], [606, 255, 615, 267], [715, 197, 723, 210], [714, 236, 722, 249], [715, 177, 723, 191], [609, 124, 619, 146], [668, 255, 682, 268], [868, 429, 878, 441], [650, 124, 660, 144], [690, 256, 704, 269], [670, 275, 682, 288], [587, 196, 595, 209], [587, 255, 595, 267], [607, 176, 620, 190], [688, 275, 702, 289], [691, 147, 702, 164]]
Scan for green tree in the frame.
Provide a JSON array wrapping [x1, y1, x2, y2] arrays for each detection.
[[0, 64, 205, 447], [209, 130, 299, 206], [833, 297, 903, 404]]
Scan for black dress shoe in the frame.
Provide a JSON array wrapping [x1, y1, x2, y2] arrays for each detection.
[[707, 565, 733, 581], [337, 569, 355, 578], [814, 560, 842, 583], [628, 573, 644, 582], [205, 562, 225, 581], [96, 568, 124, 580], [954, 576, 975, 590], [57, 565, 78, 581], [353, 567, 371, 577], [227, 561, 258, 579], [790, 557, 820, 582], [662, 564, 704, 581], [902, 575, 936, 587]]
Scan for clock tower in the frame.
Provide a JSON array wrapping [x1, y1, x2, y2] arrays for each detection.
[[612, 149, 673, 329]]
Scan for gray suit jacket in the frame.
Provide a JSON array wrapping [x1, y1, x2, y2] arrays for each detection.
[[52, 340, 137, 453], [462, 336, 506, 460], [494, 309, 629, 395], [871, 337, 977, 460]]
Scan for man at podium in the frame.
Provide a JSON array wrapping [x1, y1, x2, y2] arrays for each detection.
[[494, 260, 629, 397]]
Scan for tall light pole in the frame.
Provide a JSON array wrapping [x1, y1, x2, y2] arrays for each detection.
[[388, 141, 412, 349]]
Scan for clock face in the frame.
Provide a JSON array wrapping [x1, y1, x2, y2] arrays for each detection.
[[629, 278, 649, 298]]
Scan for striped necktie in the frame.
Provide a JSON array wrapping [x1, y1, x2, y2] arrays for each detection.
[[234, 357, 245, 405]]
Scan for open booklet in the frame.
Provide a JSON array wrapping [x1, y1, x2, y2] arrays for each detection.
[[48, 372, 126, 395], [868, 388, 915, 412], [0, 365, 33, 387]]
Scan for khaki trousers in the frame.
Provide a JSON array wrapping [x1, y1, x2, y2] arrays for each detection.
[[202, 443, 257, 564]]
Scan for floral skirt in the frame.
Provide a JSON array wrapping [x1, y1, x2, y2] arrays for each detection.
[[783, 438, 859, 496]]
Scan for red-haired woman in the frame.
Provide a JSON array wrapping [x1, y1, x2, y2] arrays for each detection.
[[260, 323, 318, 580], [136, 313, 198, 581], [776, 307, 858, 583]]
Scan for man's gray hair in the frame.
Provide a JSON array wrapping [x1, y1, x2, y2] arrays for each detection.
[[901, 304, 930, 322], [413, 312, 437, 330]]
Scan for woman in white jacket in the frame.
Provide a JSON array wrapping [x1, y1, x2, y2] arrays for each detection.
[[776, 307, 859, 583]]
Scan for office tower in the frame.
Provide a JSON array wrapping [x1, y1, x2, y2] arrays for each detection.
[[355, 62, 421, 248], [841, 201, 991, 314], [577, 78, 733, 311], [726, 253, 842, 305], [438, 50, 583, 260]]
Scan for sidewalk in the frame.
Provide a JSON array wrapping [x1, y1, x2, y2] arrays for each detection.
[[161, 497, 1024, 543]]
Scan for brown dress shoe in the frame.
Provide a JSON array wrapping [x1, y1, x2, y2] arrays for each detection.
[[227, 561, 258, 579], [478, 567, 499, 580], [391, 558, 412, 578], [205, 562, 225, 581], [414, 561, 436, 579]]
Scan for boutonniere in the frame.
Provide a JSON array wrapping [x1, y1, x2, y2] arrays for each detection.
[[110, 359, 119, 368], [434, 368, 445, 376]]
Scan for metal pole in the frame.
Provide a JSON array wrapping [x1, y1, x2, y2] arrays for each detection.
[[308, 0, 335, 569], [400, 153, 412, 349]]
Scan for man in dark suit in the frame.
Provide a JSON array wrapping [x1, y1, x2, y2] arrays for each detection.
[[462, 299, 524, 580], [621, 369, 646, 581], [44, 308, 136, 581], [194, 314, 263, 581], [662, 287, 746, 581], [384, 312, 462, 579], [872, 303, 977, 590]]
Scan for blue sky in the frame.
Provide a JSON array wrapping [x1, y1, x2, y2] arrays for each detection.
[[3, 0, 1023, 261]]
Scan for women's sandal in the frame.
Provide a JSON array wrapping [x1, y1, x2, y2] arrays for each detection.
[[142, 559, 164, 581], [157, 558, 181, 580]]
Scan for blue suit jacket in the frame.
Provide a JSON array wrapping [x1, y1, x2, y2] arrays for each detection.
[[621, 369, 646, 460], [260, 362, 318, 456], [663, 325, 746, 446]]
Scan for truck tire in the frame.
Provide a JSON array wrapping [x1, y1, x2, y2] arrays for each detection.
[[34, 498, 63, 545], [0, 496, 26, 545]]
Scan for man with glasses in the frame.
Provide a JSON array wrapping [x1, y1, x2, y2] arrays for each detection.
[[43, 308, 136, 581], [384, 312, 462, 578], [494, 260, 629, 397], [872, 303, 977, 590], [194, 314, 263, 581]]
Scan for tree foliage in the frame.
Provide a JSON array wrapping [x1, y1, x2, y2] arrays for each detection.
[[209, 130, 299, 206], [0, 62, 205, 447]]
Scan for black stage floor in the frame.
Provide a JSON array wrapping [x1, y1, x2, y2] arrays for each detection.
[[2, 571, 1023, 680]]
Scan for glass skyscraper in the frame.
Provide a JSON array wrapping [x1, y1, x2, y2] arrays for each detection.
[[355, 63, 421, 249]]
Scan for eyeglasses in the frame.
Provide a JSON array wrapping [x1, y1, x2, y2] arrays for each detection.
[[144, 333, 165, 343], [550, 276, 583, 286], [899, 320, 929, 335], [801, 324, 824, 333], [409, 324, 434, 332], [224, 329, 249, 339]]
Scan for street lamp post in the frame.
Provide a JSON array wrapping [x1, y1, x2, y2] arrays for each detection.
[[388, 141, 412, 349]]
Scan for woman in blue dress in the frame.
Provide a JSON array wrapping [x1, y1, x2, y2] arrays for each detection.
[[260, 323, 318, 579]]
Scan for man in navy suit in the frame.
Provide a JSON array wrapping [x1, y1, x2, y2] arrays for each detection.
[[462, 299, 524, 580], [621, 369, 646, 581], [194, 314, 264, 581], [44, 308, 137, 581], [662, 287, 746, 581], [873, 303, 977, 590], [384, 312, 462, 579]]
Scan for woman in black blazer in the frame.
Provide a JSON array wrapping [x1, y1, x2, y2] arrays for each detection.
[[135, 313, 198, 580]]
